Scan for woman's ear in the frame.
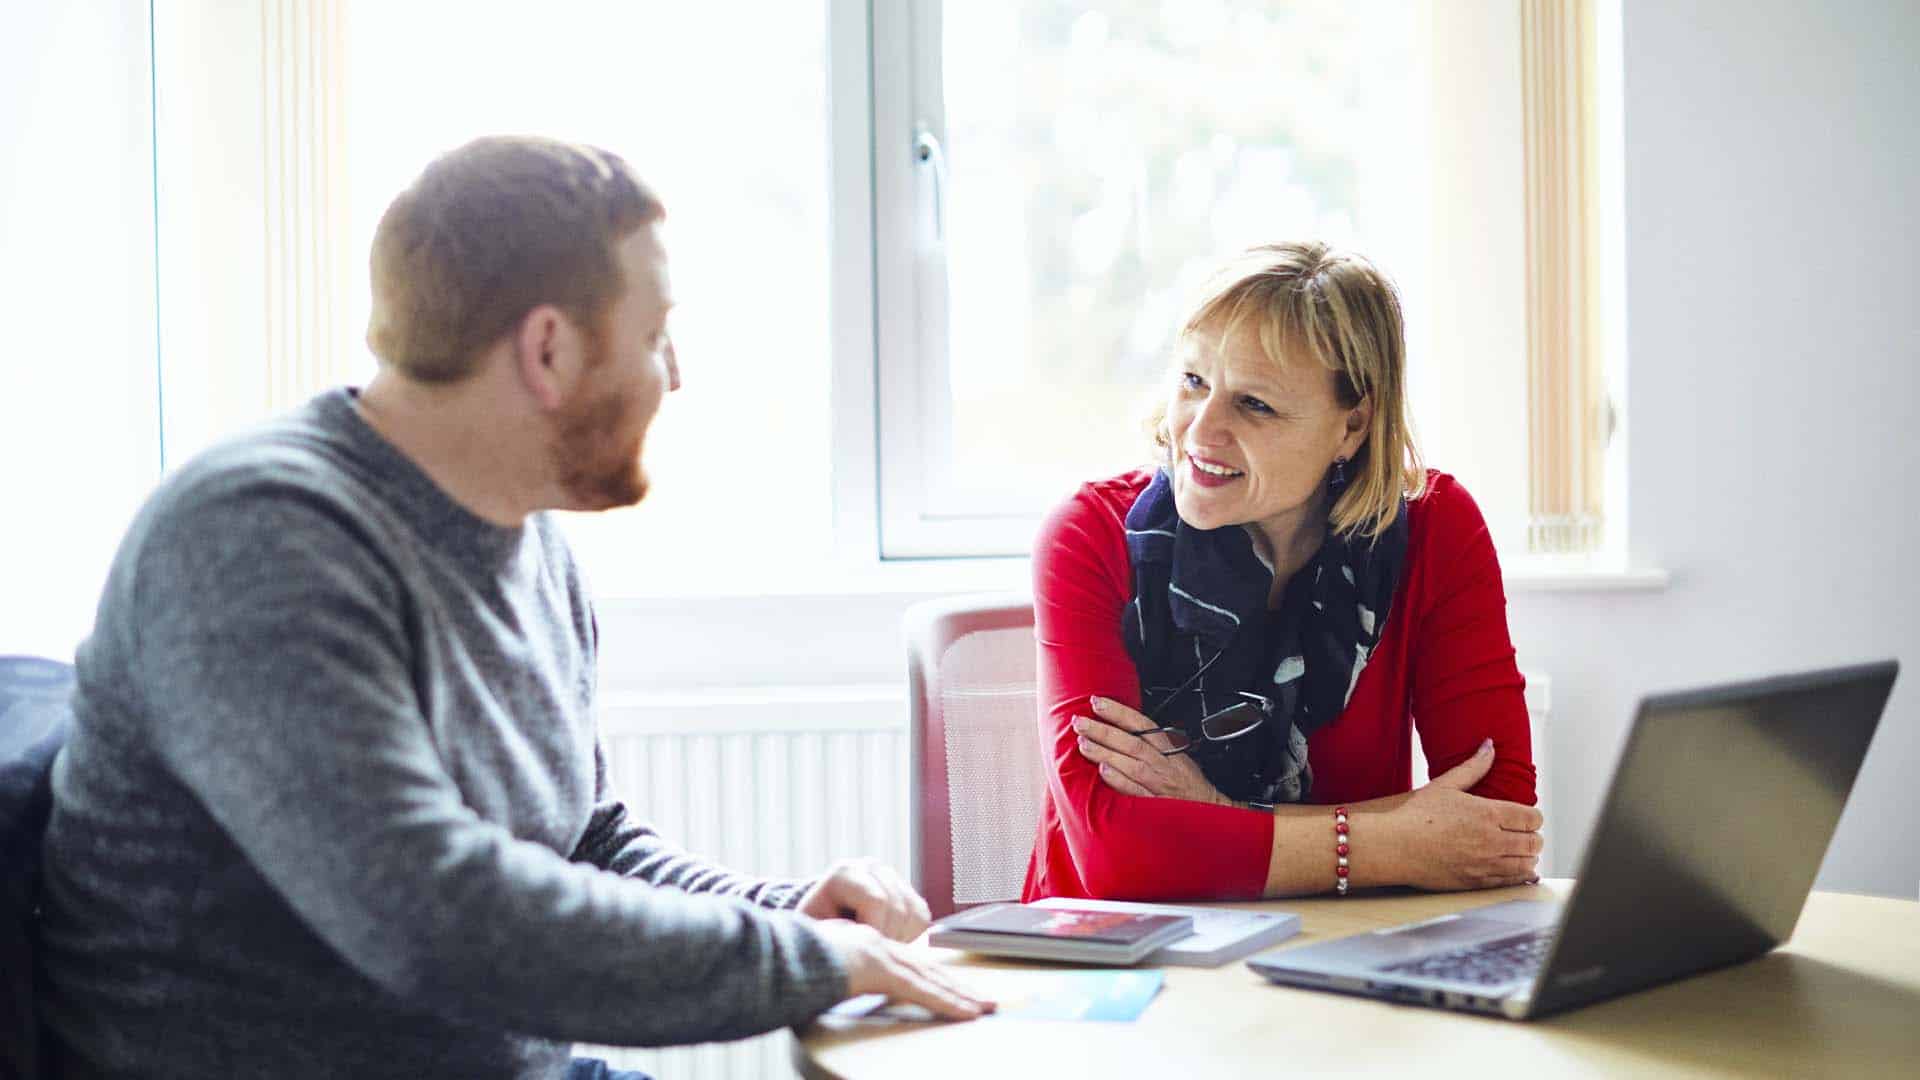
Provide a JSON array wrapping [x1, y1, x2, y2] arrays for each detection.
[[1339, 396, 1374, 460], [1145, 404, 1173, 465]]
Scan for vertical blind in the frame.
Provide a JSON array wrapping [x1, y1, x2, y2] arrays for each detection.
[[1521, 0, 1609, 555]]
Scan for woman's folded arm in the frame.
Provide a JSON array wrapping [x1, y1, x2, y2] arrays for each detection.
[[1408, 479, 1538, 807], [1031, 489, 1274, 900]]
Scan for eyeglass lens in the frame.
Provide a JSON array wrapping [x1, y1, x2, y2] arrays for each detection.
[[1199, 701, 1266, 741], [1155, 702, 1269, 756]]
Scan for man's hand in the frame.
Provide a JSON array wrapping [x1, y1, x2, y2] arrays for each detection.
[[797, 857, 932, 943], [812, 919, 995, 1021], [1073, 695, 1233, 806]]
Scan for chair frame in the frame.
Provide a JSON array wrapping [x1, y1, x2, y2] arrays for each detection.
[[1, 655, 77, 1080], [904, 593, 1034, 920]]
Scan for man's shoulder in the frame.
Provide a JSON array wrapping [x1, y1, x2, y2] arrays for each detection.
[[130, 405, 396, 586], [157, 395, 379, 519]]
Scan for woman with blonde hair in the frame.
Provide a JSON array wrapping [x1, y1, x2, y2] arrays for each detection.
[[1024, 241, 1542, 902]]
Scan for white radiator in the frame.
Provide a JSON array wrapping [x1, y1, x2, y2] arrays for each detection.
[[582, 686, 909, 1080]]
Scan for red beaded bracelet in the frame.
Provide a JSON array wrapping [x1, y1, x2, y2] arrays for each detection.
[[1334, 805, 1351, 896]]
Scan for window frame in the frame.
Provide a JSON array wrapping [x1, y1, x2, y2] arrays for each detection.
[[835, 0, 1028, 562], [826, 0, 885, 565], [861, 0, 1044, 559]]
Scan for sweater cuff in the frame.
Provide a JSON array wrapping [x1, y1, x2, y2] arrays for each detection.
[[780, 916, 854, 1026], [760, 877, 818, 911]]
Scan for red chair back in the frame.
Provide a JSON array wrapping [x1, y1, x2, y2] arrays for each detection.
[[904, 595, 1044, 919]]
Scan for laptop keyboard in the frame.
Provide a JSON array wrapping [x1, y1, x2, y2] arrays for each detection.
[[1379, 928, 1555, 987]]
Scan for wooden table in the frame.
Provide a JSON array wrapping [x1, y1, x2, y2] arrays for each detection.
[[794, 880, 1920, 1078]]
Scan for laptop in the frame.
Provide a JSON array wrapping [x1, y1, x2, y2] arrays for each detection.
[[1248, 660, 1899, 1020]]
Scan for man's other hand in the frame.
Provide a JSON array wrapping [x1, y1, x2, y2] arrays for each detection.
[[797, 857, 932, 942], [813, 919, 995, 1021]]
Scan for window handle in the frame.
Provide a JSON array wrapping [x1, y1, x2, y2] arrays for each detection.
[[913, 125, 949, 245]]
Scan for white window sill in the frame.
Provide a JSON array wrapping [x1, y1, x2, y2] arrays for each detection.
[[592, 556, 1669, 611], [593, 556, 1031, 612], [589, 558, 1660, 694], [1504, 565, 1671, 593]]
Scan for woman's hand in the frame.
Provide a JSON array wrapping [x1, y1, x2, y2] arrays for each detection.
[[1073, 695, 1234, 807], [1381, 739, 1544, 891]]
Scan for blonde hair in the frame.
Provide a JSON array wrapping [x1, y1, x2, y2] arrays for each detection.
[[366, 135, 663, 382], [1152, 241, 1426, 538]]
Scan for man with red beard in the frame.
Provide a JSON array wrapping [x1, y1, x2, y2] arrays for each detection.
[[36, 136, 989, 1080]]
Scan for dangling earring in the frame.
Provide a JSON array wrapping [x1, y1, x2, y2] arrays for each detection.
[[1329, 456, 1349, 496]]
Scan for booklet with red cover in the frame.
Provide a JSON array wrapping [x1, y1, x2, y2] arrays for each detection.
[[927, 902, 1195, 965], [1030, 897, 1301, 967]]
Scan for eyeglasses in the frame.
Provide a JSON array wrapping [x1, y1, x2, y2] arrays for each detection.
[[1135, 691, 1273, 756], [1136, 646, 1275, 756]]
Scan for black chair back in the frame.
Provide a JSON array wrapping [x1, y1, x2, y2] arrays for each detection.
[[1, 655, 76, 1080]]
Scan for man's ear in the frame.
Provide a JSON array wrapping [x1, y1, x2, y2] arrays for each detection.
[[1339, 396, 1374, 460], [512, 304, 578, 412]]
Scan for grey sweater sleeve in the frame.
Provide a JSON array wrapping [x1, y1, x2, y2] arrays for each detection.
[[572, 744, 819, 910], [128, 477, 848, 1046]]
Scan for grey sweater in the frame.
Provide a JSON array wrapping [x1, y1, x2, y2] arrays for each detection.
[[37, 389, 848, 1078]]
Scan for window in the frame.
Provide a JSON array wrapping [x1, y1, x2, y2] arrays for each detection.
[[162, 0, 1617, 582], [868, 0, 1619, 563], [6, 0, 1619, 664], [872, 0, 1427, 557]]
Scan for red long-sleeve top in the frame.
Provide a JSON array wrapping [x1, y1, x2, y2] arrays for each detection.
[[1022, 468, 1536, 902]]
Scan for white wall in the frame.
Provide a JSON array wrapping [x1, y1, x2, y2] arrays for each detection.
[[1509, 0, 1920, 897]]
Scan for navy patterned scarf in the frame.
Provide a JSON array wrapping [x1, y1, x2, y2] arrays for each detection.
[[1121, 468, 1409, 805]]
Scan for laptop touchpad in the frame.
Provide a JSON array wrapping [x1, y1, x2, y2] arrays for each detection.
[[1329, 914, 1518, 966], [1471, 899, 1563, 928]]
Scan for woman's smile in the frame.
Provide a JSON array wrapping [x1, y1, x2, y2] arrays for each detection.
[[1186, 452, 1245, 488]]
